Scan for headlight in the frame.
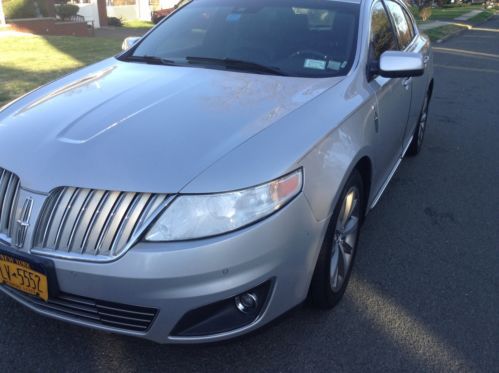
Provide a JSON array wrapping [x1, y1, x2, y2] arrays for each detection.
[[145, 169, 303, 241]]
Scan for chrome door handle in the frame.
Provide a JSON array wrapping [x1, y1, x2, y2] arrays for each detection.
[[373, 106, 379, 133], [423, 55, 430, 67]]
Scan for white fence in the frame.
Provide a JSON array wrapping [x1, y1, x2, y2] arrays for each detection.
[[106, 5, 141, 20], [76, 3, 100, 28], [159, 0, 178, 8], [106, 0, 179, 21]]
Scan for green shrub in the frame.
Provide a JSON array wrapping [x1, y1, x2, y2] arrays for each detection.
[[108, 16, 123, 27], [3, 0, 37, 19], [55, 3, 79, 20]]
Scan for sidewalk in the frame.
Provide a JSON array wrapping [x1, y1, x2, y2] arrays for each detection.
[[418, 20, 451, 31], [418, 9, 485, 31], [455, 9, 483, 21]]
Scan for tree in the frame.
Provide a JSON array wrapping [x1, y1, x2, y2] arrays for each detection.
[[0, 0, 6, 25]]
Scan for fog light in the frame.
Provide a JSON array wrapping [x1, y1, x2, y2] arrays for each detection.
[[235, 292, 258, 313], [171, 280, 273, 337]]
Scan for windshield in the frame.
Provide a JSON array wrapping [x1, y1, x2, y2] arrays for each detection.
[[129, 0, 360, 78]]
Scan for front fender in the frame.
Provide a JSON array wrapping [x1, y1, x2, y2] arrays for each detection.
[[301, 101, 377, 222]]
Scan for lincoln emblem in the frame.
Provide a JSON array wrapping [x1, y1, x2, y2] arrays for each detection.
[[14, 197, 33, 248]]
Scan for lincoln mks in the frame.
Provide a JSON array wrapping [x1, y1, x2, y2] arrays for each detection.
[[0, 0, 433, 343]]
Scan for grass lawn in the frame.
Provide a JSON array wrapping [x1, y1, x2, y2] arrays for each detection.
[[429, 5, 482, 20], [424, 24, 468, 42], [0, 35, 121, 107], [468, 9, 495, 23], [122, 20, 154, 29]]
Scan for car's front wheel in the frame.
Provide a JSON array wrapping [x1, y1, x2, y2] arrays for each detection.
[[309, 170, 364, 309]]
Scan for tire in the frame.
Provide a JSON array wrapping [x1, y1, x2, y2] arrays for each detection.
[[407, 93, 430, 156], [309, 170, 364, 309]]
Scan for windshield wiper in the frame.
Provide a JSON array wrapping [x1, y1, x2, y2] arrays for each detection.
[[121, 55, 178, 66], [185, 56, 287, 76]]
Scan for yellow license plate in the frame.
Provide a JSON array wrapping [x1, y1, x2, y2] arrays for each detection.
[[0, 254, 48, 301]]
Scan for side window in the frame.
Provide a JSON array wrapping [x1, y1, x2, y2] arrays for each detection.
[[386, 1, 413, 50], [402, 8, 416, 41], [369, 1, 398, 61]]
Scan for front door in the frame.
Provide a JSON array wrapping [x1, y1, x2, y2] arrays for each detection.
[[385, 0, 432, 145], [368, 0, 412, 189]]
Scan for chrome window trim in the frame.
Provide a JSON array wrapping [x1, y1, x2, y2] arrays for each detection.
[[383, 0, 417, 51]]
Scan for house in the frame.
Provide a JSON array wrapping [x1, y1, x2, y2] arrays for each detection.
[[108, 0, 180, 21], [3, 0, 104, 36], [70, 0, 107, 28], [71, 0, 178, 25]]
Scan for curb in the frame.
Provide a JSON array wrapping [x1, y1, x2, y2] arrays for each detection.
[[435, 25, 470, 43], [471, 11, 497, 27], [436, 13, 496, 43]]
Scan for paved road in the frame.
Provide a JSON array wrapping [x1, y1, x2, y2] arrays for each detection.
[[1, 16, 498, 373]]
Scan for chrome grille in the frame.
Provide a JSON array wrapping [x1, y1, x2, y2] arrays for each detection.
[[34, 187, 169, 259], [0, 168, 21, 240], [1, 286, 158, 332]]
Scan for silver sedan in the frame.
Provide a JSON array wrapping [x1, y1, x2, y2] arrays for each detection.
[[0, 0, 432, 343]]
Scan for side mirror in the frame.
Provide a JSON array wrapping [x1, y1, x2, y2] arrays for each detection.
[[378, 51, 424, 78], [121, 37, 141, 51]]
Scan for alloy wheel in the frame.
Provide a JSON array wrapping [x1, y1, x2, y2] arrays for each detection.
[[330, 186, 360, 292]]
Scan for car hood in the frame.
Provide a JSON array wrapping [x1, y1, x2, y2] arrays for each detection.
[[0, 59, 342, 193]]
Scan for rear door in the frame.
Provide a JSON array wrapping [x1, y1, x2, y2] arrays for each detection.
[[368, 0, 411, 185]]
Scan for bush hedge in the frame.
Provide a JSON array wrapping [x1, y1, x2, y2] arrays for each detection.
[[4, 0, 52, 19], [55, 3, 79, 20], [108, 16, 123, 27], [3, 0, 37, 19]]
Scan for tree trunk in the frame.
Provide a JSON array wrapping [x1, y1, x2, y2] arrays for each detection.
[[0, 0, 6, 25]]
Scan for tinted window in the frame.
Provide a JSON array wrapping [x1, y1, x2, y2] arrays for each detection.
[[386, 0, 413, 50], [369, 1, 398, 61], [402, 7, 415, 40], [131, 0, 360, 78]]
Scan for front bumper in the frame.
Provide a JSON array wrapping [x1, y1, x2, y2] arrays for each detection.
[[0, 194, 326, 343]]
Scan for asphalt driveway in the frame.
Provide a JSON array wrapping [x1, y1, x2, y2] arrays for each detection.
[[1, 16, 498, 373]]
